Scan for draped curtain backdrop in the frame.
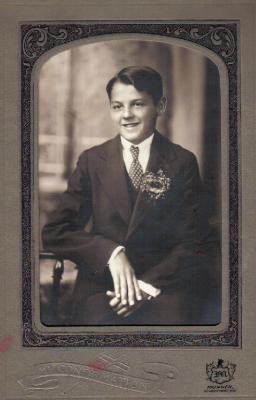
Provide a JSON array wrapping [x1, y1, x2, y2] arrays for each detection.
[[39, 39, 221, 247]]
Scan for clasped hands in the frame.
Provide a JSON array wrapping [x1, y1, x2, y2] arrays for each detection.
[[107, 251, 149, 317]]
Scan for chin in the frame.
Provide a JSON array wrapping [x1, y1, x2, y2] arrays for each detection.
[[120, 131, 148, 144], [123, 135, 141, 144]]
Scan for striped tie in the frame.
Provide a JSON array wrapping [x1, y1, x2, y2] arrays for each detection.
[[129, 145, 144, 190]]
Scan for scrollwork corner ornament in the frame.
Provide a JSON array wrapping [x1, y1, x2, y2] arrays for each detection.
[[168, 25, 236, 64], [22, 27, 67, 60], [22, 25, 89, 61]]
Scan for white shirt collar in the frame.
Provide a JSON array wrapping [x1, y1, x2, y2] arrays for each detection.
[[120, 132, 154, 151]]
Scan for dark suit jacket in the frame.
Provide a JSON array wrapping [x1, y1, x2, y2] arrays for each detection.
[[42, 131, 216, 324]]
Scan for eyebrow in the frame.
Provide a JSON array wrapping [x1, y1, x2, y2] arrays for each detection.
[[110, 98, 145, 103]]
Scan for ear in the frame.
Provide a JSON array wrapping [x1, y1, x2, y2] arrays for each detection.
[[157, 97, 167, 116]]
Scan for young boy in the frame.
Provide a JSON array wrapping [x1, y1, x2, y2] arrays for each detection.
[[42, 66, 213, 325]]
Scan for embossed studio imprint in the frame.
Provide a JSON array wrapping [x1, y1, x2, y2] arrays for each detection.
[[17, 357, 177, 395]]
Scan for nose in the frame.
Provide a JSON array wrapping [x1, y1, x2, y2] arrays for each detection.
[[122, 106, 133, 118]]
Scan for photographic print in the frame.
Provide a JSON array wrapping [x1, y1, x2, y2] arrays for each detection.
[[38, 38, 222, 329]]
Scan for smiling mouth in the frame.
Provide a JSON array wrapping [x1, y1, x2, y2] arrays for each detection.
[[122, 123, 139, 128]]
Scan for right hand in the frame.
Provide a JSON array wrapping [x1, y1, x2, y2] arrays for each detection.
[[108, 251, 142, 306], [106, 289, 149, 317]]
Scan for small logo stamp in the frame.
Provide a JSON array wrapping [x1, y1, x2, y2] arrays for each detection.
[[205, 358, 236, 393]]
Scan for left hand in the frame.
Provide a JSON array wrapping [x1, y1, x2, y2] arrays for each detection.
[[106, 290, 150, 317]]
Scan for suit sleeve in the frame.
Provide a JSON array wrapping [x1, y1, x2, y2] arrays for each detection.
[[140, 152, 212, 290], [41, 151, 118, 276]]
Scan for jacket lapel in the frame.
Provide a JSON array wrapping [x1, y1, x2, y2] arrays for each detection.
[[125, 132, 176, 239], [96, 135, 132, 225]]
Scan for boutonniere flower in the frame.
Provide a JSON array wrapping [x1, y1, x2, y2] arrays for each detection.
[[140, 169, 171, 200]]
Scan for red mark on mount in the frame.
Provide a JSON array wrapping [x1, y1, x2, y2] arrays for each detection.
[[0, 336, 13, 353], [88, 359, 107, 372]]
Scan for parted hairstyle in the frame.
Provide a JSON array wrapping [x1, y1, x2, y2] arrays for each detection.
[[106, 66, 163, 105]]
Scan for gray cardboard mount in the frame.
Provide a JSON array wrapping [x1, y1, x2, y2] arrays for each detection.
[[0, 0, 255, 399]]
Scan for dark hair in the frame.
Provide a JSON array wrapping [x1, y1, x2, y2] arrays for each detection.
[[106, 66, 163, 104]]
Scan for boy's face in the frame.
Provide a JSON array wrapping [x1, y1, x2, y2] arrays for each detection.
[[109, 82, 165, 145]]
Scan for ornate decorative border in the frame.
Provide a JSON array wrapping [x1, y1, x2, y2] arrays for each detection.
[[21, 22, 239, 347]]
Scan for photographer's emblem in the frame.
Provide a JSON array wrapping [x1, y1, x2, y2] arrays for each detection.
[[206, 359, 236, 384]]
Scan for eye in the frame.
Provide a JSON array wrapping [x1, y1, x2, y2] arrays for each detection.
[[111, 103, 122, 110], [134, 101, 144, 107]]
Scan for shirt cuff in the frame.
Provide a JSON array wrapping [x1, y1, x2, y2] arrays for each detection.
[[107, 246, 125, 265], [138, 280, 161, 299]]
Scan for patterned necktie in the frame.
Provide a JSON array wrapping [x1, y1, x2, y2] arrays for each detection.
[[129, 145, 144, 190]]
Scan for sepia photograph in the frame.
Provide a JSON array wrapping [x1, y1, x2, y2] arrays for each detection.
[[38, 39, 222, 327]]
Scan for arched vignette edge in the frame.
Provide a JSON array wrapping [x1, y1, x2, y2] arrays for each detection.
[[21, 22, 239, 347]]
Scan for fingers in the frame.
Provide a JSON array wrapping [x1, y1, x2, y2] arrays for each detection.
[[108, 253, 141, 305], [126, 273, 135, 306], [117, 294, 144, 317], [106, 293, 133, 314], [120, 275, 128, 305], [133, 276, 142, 301], [106, 291, 122, 308], [117, 305, 131, 316], [106, 278, 141, 309], [106, 290, 115, 297], [109, 297, 121, 308], [107, 294, 143, 317], [113, 301, 124, 311], [112, 274, 121, 300], [117, 302, 138, 317], [106, 290, 126, 310], [123, 309, 134, 317], [120, 270, 139, 306]]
